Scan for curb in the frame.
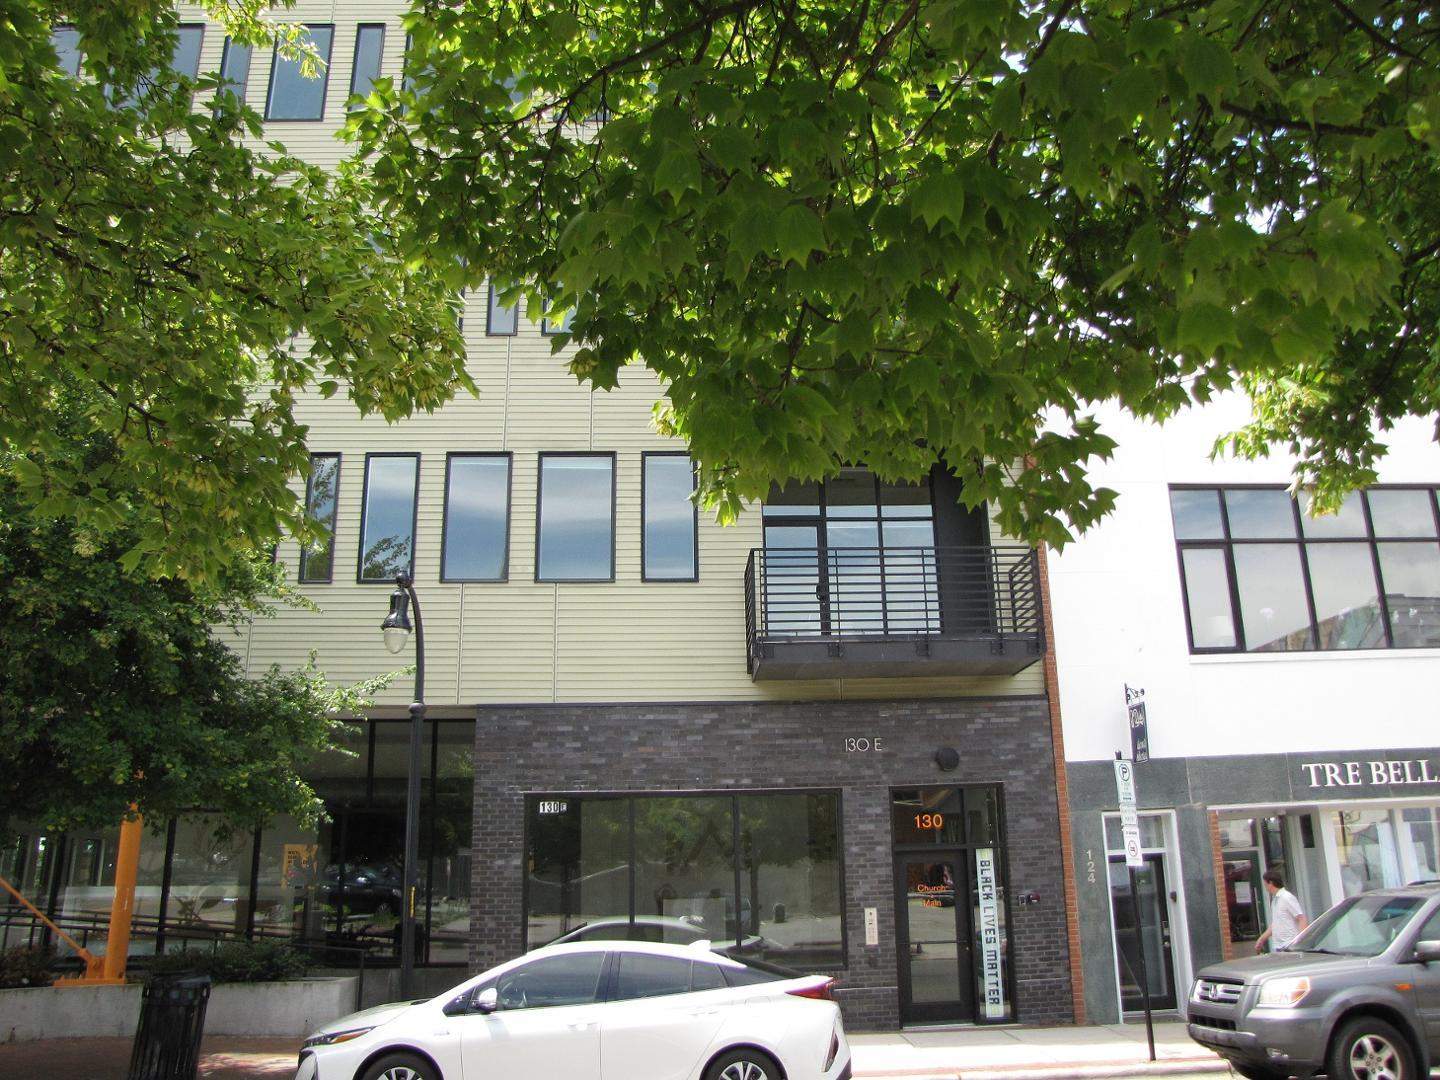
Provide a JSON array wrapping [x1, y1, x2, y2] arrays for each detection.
[[854, 1057, 1230, 1080]]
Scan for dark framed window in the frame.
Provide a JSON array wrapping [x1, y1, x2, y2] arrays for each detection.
[[441, 453, 511, 582], [171, 24, 204, 78], [358, 454, 419, 583], [762, 467, 937, 634], [298, 454, 340, 583], [349, 24, 385, 106], [536, 454, 615, 581], [642, 453, 698, 581], [540, 298, 574, 336], [524, 791, 844, 968], [265, 24, 333, 120], [486, 282, 519, 336], [1171, 485, 1440, 653], [51, 27, 82, 76], [217, 37, 252, 103]]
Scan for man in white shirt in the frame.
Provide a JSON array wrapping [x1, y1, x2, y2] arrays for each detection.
[[1255, 869, 1308, 953]]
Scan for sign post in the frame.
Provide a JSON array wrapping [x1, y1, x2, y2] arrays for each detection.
[[1114, 753, 1156, 1061]]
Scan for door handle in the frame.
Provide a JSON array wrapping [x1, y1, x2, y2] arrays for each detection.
[[568, 1021, 598, 1031]]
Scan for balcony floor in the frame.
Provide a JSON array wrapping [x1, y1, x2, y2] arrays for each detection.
[[749, 632, 1044, 680]]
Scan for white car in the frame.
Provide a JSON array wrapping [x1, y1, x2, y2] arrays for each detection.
[[295, 939, 852, 1080]]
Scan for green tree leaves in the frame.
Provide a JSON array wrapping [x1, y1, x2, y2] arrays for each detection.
[[352, 0, 1440, 540], [1, 1, 470, 582]]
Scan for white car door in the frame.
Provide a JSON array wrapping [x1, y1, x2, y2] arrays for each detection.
[[459, 952, 606, 1080], [600, 953, 731, 1080]]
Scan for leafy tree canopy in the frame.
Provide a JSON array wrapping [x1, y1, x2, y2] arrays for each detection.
[[354, 0, 1440, 545], [0, 0, 470, 582], [0, 415, 381, 834]]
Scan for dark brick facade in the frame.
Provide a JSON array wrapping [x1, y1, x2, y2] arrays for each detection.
[[469, 695, 1074, 1031]]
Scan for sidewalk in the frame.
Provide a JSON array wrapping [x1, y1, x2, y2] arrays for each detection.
[[849, 1020, 1227, 1079], [0, 1021, 1225, 1080]]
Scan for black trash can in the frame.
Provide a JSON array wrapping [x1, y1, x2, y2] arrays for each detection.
[[127, 972, 211, 1080]]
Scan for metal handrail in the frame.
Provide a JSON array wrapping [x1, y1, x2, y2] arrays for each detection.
[[745, 544, 1042, 661]]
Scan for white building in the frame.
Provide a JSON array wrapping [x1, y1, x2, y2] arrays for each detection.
[[1047, 394, 1440, 1022]]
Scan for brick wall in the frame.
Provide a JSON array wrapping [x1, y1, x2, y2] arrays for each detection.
[[468, 695, 1075, 1030]]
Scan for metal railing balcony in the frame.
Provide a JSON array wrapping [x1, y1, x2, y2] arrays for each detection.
[[744, 545, 1045, 679]]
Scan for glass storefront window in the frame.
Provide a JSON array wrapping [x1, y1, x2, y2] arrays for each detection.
[[1402, 807, 1440, 882], [1335, 809, 1403, 895], [739, 794, 842, 967], [526, 792, 844, 968], [163, 817, 252, 942]]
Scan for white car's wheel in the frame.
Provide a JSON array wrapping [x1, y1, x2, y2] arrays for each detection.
[[705, 1048, 780, 1080], [359, 1052, 440, 1080]]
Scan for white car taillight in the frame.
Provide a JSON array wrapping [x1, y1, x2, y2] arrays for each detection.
[[824, 1028, 839, 1070]]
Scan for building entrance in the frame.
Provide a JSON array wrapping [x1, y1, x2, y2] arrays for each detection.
[[894, 851, 974, 1023], [891, 786, 1013, 1025], [1108, 853, 1177, 1012]]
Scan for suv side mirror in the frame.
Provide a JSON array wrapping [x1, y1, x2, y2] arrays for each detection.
[[474, 987, 500, 1014], [1414, 940, 1440, 964]]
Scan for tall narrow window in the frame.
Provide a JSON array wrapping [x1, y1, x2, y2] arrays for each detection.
[[540, 296, 574, 335], [358, 454, 419, 583], [642, 453, 697, 581], [171, 25, 204, 78], [442, 454, 511, 581], [487, 282, 518, 335], [349, 24, 385, 105], [266, 24, 333, 120], [51, 27, 82, 76], [299, 454, 340, 583], [218, 38, 252, 103], [537, 454, 614, 581]]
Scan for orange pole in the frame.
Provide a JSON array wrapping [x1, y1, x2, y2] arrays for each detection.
[[101, 812, 143, 983]]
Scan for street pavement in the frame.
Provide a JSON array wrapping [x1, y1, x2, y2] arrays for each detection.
[[0, 1019, 1228, 1080]]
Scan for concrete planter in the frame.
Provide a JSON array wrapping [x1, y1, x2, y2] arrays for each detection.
[[0, 976, 357, 1042]]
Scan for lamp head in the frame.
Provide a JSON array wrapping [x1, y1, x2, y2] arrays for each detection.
[[382, 580, 412, 654]]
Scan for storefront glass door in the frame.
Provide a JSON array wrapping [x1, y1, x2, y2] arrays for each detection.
[[895, 853, 973, 1023], [1108, 854, 1177, 1012]]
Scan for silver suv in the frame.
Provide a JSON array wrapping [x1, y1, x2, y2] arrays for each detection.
[[1187, 884, 1440, 1080]]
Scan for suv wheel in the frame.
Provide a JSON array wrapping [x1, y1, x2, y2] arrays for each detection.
[[1327, 1017, 1416, 1080]]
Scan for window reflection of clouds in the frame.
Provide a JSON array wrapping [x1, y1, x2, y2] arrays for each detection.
[[360, 456, 417, 580], [444, 456, 509, 581], [644, 456, 695, 580], [539, 457, 612, 580]]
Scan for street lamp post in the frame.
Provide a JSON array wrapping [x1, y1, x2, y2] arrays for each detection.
[[381, 572, 425, 1000]]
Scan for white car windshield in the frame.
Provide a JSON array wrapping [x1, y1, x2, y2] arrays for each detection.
[[1293, 894, 1427, 957]]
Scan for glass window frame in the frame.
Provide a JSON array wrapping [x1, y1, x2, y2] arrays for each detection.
[[486, 282, 519, 336], [1170, 484, 1440, 654], [217, 36, 252, 104], [641, 452, 699, 582], [299, 453, 341, 584], [51, 26, 82, 76], [535, 452, 616, 583], [356, 452, 420, 585], [264, 23, 334, 122], [348, 23, 386, 106], [522, 789, 847, 968], [440, 452, 512, 583]]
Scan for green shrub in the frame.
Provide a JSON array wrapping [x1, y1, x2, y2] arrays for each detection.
[[151, 939, 306, 984], [0, 945, 56, 989]]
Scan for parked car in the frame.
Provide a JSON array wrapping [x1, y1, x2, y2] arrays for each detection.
[[319, 863, 403, 917], [295, 939, 851, 1080], [1186, 883, 1440, 1080]]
